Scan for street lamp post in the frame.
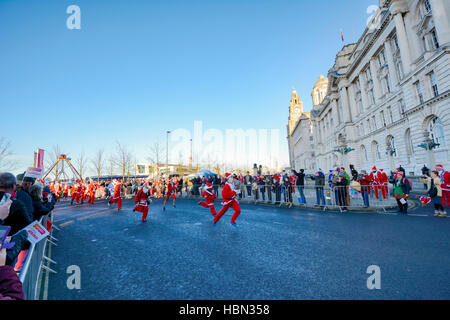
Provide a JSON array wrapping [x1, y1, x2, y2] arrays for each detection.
[[166, 130, 171, 177], [418, 130, 439, 169]]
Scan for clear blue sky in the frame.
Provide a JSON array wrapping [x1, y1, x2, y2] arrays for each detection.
[[0, 0, 375, 175]]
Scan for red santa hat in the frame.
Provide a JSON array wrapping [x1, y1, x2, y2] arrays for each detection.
[[372, 166, 377, 171], [225, 173, 232, 179], [436, 164, 444, 170], [379, 169, 383, 172], [205, 183, 213, 189]]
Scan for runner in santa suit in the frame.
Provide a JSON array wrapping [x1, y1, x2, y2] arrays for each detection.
[[163, 177, 177, 211], [133, 183, 152, 222], [213, 173, 241, 227], [379, 169, 388, 199], [63, 184, 69, 199], [70, 183, 78, 205], [369, 166, 383, 199], [436, 164, 449, 216], [198, 183, 217, 216], [88, 182, 96, 205], [108, 180, 122, 211]]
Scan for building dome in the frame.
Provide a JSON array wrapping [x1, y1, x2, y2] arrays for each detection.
[[311, 75, 329, 107]]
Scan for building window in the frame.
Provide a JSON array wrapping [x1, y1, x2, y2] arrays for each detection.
[[399, 99, 406, 115], [393, 35, 399, 51], [395, 60, 404, 80], [429, 117, 446, 149], [372, 115, 377, 130], [378, 49, 386, 67], [372, 141, 382, 161], [429, 71, 439, 97], [381, 111, 386, 127], [424, 0, 432, 13], [387, 106, 394, 123], [387, 136, 397, 158], [405, 129, 414, 163], [385, 74, 391, 93], [361, 145, 368, 162], [415, 81, 424, 104], [431, 29, 439, 50], [369, 88, 375, 105]]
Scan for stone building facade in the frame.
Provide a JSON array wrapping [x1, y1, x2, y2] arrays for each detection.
[[288, 0, 450, 175]]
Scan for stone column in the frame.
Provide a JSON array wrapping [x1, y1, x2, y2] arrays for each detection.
[[430, 0, 450, 47], [369, 59, 382, 102], [359, 74, 369, 112], [348, 84, 359, 118], [390, 0, 412, 73], [384, 40, 399, 89]]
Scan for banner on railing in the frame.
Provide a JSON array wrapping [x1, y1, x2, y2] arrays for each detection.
[[21, 221, 49, 245]]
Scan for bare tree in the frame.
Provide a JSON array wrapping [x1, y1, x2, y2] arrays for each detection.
[[147, 142, 164, 165], [112, 142, 132, 182], [147, 142, 164, 176], [74, 151, 87, 179], [107, 156, 115, 180], [91, 149, 105, 182], [0, 137, 15, 171]]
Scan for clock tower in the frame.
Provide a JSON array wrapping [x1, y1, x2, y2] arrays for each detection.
[[287, 88, 304, 135]]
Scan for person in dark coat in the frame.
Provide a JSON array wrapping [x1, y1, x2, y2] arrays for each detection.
[[0, 173, 33, 235], [292, 169, 306, 204], [272, 178, 281, 204], [0, 265, 24, 300], [29, 183, 56, 220], [336, 172, 349, 212], [310, 169, 326, 206]]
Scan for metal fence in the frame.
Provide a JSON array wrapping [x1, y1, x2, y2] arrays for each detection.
[[175, 183, 398, 212], [18, 213, 58, 300]]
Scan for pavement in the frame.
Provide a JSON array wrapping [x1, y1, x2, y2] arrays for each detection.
[[43, 197, 450, 300]]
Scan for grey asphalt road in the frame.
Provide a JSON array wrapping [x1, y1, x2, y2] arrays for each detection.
[[44, 197, 450, 300]]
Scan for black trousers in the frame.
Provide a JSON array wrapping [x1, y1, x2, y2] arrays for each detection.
[[396, 199, 408, 213]]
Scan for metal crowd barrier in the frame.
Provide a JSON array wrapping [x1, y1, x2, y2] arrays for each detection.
[[175, 183, 397, 212], [18, 213, 58, 300]]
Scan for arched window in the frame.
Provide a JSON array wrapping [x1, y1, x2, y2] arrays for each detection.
[[429, 117, 446, 149], [387, 136, 397, 158], [405, 129, 414, 163], [371, 141, 381, 161], [360, 145, 368, 163]]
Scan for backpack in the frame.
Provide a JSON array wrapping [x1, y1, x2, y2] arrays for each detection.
[[428, 178, 438, 198], [403, 178, 412, 194]]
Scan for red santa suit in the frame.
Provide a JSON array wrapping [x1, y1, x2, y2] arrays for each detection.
[[198, 183, 217, 216], [379, 169, 388, 199], [133, 187, 151, 222], [88, 183, 96, 204], [369, 167, 385, 199], [214, 174, 241, 224], [70, 184, 78, 204], [165, 180, 177, 202], [63, 184, 69, 199], [109, 182, 122, 210], [437, 165, 450, 207]]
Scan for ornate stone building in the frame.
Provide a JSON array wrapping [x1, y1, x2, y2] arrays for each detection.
[[288, 0, 450, 175]]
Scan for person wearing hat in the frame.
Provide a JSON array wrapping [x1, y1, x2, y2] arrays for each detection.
[[108, 180, 123, 211], [198, 183, 217, 216], [392, 170, 411, 214], [213, 173, 241, 227], [420, 170, 445, 217], [13, 173, 35, 219], [163, 177, 177, 211], [436, 165, 449, 212], [133, 183, 151, 222]]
